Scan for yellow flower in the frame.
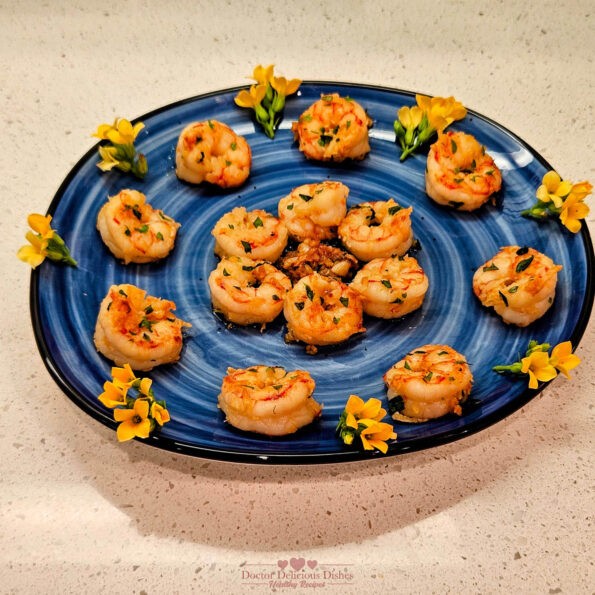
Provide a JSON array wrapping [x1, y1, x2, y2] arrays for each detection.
[[397, 105, 423, 131], [114, 398, 152, 442], [111, 364, 137, 388], [138, 377, 153, 397], [559, 193, 590, 233], [98, 381, 128, 409], [151, 402, 171, 426], [250, 64, 274, 85], [416, 94, 467, 132], [536, 171, 573, 208], [568, 180, 593, 201], [359, 420, 397, 454], [96, 145, 121, 172], [17, 213, 55, 268], [93, 117, 144, 145], [234, 83, 267, 109], [344, 395, 386, 422], [549, 341, 581, 379], [271, 76, 301, 97], [28, 213, 54, 238], [17, 233, 48, 268], [520, 351, 557, 389]]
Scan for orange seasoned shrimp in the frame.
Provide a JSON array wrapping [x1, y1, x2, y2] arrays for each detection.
[[94, 284, 190, 371], [208, 256, 292, 326], [212, 206, 288, 261], [426, 130, 502, 211], [96, 189, 180, 264], [384, 344, 473, 423], [218, 365, 322, 436], [283, 273, 365, 348], [472, 245, 562, 327], [278, 181, 348, 242], [175, 120, 251, 188], [350, 255, 429, 319], [291, 93, 372, 162], [338, 199, 413, 261]]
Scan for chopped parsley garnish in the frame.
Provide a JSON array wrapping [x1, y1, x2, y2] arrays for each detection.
[[230, 142, 237, 151], [515, 255, 534, 273], [223, 268, 230, 276], [253, 216, 263, 228], [287, 203, 294, 210], [118, 289, 128, 297], [450, 139, 458, 153], [156, 231, 164, 241], [136, 224, 149, 233], [132, 206, 142, 220], [387, 205, 402, 215], [423, 371, 433, 383], [142, 333, 151, 341], [144, 305, 154, 315], [388, 396, 404, 415], [304, 284, 314, 300], [499, 291, 509, 306], [124, 227, 131, 236], [299, 193, 313, 202], [508, 286, 519, 293], [318, 134, 333, 146], [516, 246, 529, 256], [241, 240, 252, 253], [139, 318, 153, 331], [483, 263, 499, 272], [294, 301, 305, 311], [381, 279, 392, 289], [339, 297, 349, 307]]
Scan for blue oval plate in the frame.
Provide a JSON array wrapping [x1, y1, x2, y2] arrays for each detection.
[[31, 83, 594, 464]]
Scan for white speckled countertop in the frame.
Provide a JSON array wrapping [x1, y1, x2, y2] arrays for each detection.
[[1, 1, 593, 593]]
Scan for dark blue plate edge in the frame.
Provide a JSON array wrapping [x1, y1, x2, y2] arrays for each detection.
[[28, 81, 595, 465]]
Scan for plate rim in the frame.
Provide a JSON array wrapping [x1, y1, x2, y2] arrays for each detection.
[[29, 81, 595, 465]]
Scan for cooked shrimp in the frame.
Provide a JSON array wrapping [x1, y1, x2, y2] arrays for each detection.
[[175, 120, 251, 188], [96, 189, 180, 264], [338, 199, 413, 261], [278, 181, 348, 242], [384, 344, 473, 423], [425, 130, 502, 211], [291, 93, 372, 162], [212, 206, 288, 262], [277, 239, 359, 283], [218, 365, 322, 436], [94, 284, 190, 371], [208, 256, 292, 326], [350, 255, 429, 319], [283, 273, 365, 348], [472, 245, 562, 327]]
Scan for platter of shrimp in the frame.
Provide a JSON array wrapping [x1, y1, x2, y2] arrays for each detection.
[[30, 82, 594, 463]]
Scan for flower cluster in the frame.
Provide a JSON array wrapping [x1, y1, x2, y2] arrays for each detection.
[[521, 171, 591, 233], [234, 64, 301, 139], [493, 340, 581, 389], [17, 213, 77, 269], [92, 117, 148, 179], [394, 94, 467, 161], [99, 364, 170, 442], [336, 395, 397, 454]]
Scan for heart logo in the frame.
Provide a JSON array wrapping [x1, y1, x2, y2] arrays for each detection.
[[290, 557, 305, 571], [277, 559, 288, 569], [307, 559, 318, 569]]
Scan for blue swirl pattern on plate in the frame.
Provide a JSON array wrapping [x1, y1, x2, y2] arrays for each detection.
[[31, 83, 594, 463]]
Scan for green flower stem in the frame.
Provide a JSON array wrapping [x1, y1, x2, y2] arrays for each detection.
[[46, 233, 77, 267]]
